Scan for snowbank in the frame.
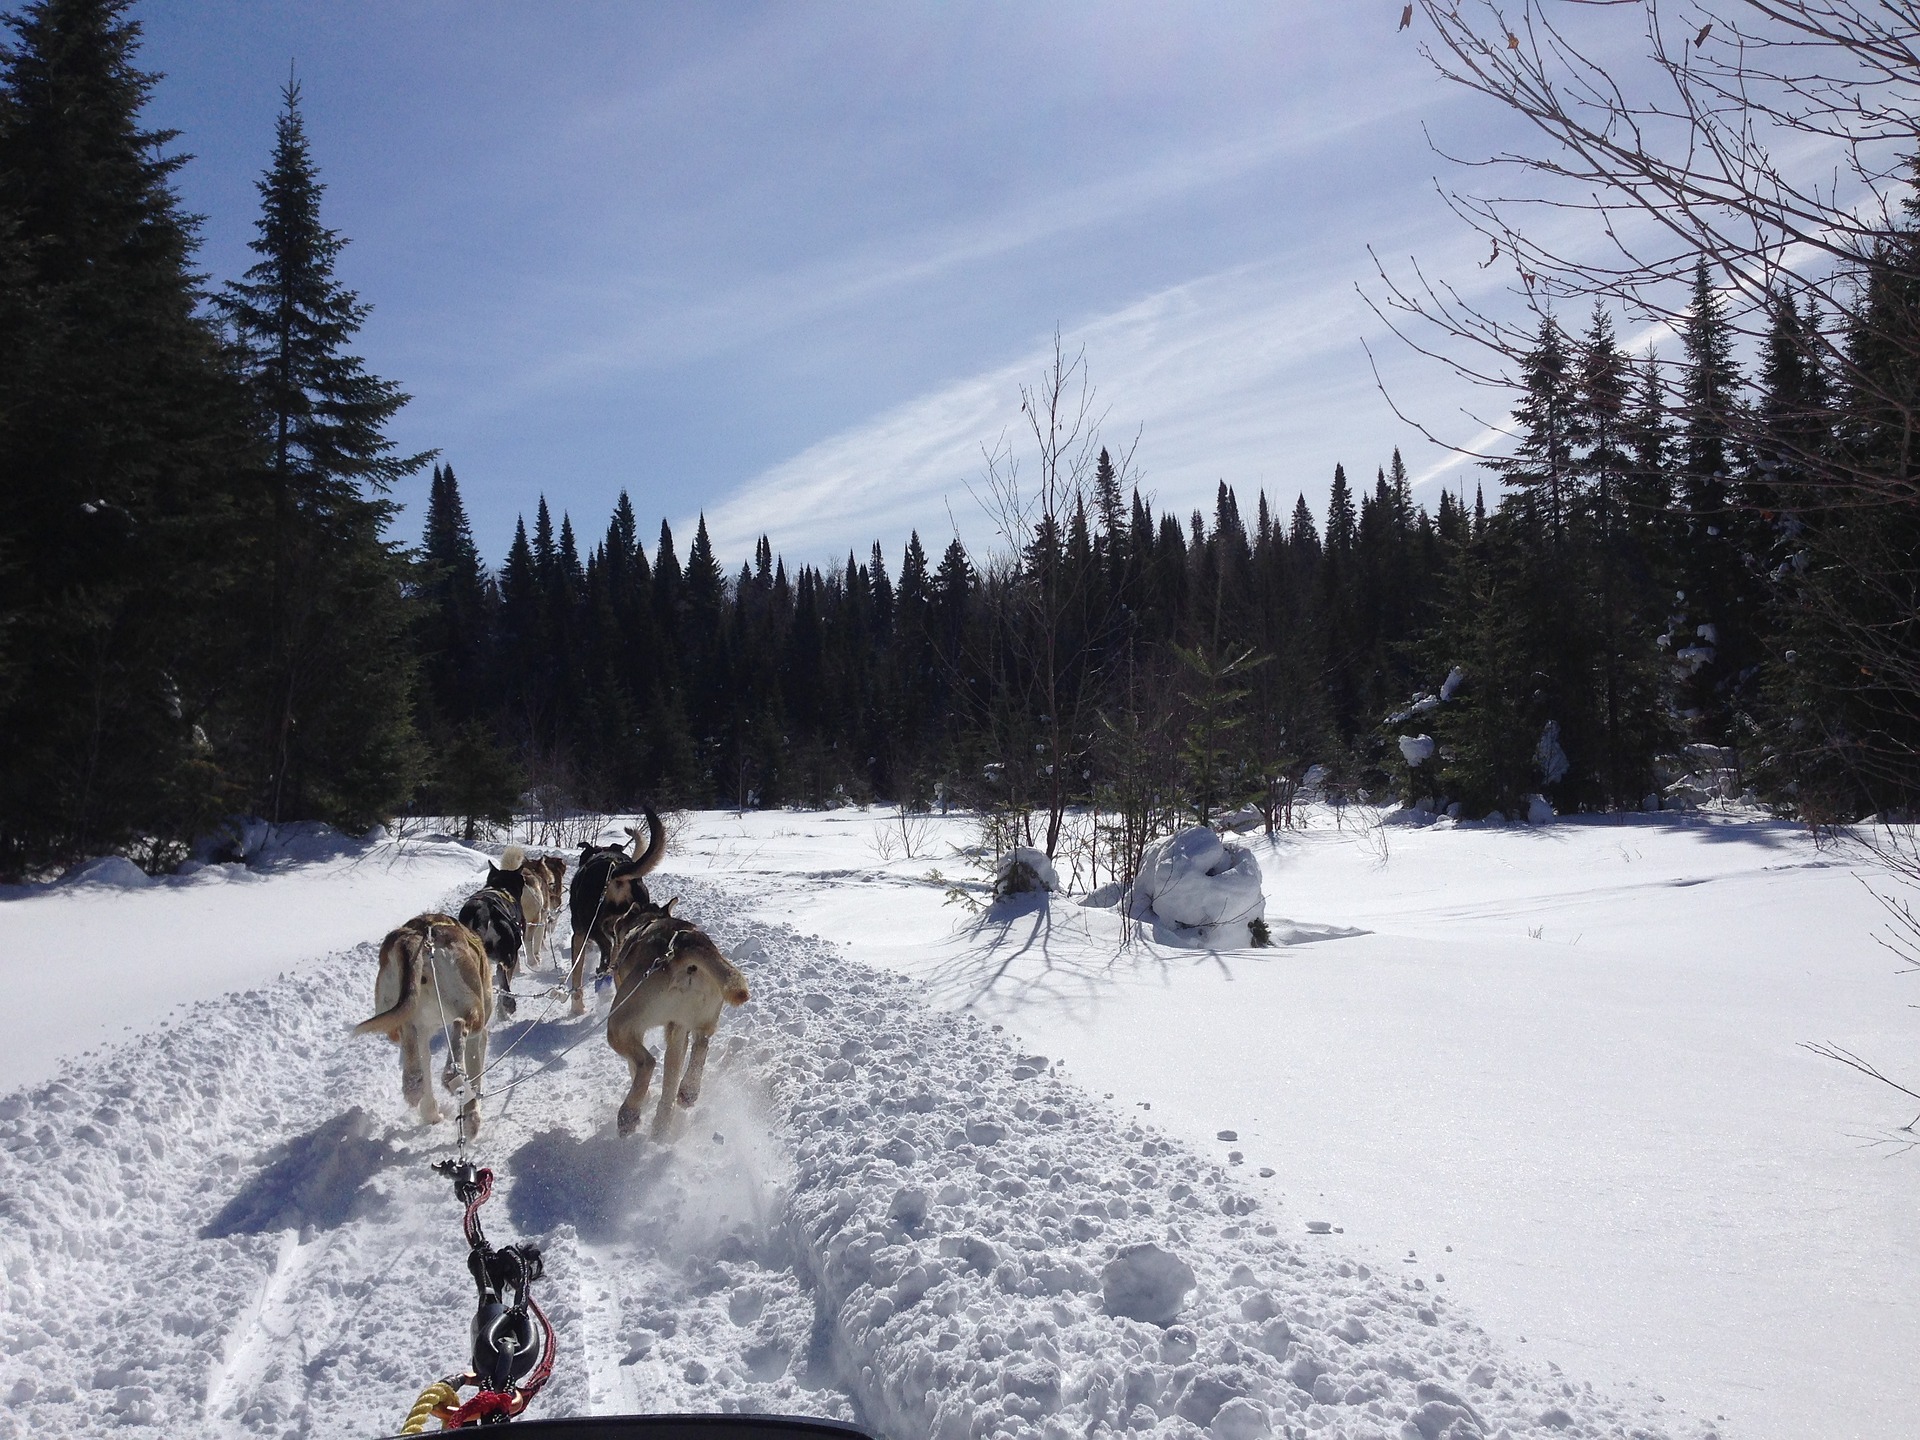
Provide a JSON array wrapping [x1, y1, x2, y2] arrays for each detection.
[[55, 855, 153, 889], [1129, 827, 1265, 948], [192, 816, 367, 870]]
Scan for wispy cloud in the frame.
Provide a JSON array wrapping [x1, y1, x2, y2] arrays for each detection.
[[703, 218, 1511, 566]]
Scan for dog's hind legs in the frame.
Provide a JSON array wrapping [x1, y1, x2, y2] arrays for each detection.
[[405, 1032, 442, 1125], [459, 1024, 487, 1141], [494, 960, 518, 1018], [654, 1023, 689, 1138], [677, 1026, 715, 1107], [569, 930, 590, 1015], [616, 1045, 655, 1137], [441, 1020, 468, 1097]]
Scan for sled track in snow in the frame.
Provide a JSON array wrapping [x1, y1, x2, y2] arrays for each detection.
[[0, 872, 1710, 1440]]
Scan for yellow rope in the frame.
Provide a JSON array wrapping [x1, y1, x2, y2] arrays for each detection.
[[398, 1379, 461, 1435]]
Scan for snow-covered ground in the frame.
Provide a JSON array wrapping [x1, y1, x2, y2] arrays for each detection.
[[665, 806, 1916, 1440], [0, 807, 1909, 1440], [0, 830, 485, 1094]]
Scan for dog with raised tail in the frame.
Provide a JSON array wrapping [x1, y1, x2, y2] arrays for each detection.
[[354, 914, 492, 1140], [568, 806, 666, 1015], [604, 900, 750, 1138]]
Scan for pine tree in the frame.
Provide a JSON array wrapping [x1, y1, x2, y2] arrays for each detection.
[[219, 78, 427, 825], [1673, 259, 1754, 738], [417, 464, 493, 728], [1572, 306, 1668, 805], [1501, 315, 1576, 547]]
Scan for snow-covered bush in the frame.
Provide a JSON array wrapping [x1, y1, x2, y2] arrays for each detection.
[[1129, 826, 1265, 948], [993, 845, 1059, 900]]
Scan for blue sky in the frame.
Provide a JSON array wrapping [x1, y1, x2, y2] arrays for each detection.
[[137, 2, 1539, 571]]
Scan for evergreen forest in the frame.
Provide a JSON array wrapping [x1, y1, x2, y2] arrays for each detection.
[[3, 0, 1918, 881]]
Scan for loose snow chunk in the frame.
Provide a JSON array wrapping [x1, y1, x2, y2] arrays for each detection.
[[1398, 734, 1436, 767], [1211, 1396, 1271, 1440], [1130, 827, 1265, 948], [995, 845, 1059, 896], [1100, 1242, 1197, 1324], [1440, 665, 1464, 701]]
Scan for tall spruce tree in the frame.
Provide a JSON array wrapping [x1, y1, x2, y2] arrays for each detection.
[[417, 464, 492, 727], [219, 79, 427, 825], [1674, 260, 1754, 738]]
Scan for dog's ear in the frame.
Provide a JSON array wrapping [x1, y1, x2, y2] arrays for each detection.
[[663, 895, 677, 915]]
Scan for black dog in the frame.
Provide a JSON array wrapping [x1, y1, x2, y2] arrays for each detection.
[[566, 806, 666, 1012], [460, 858, 527, 1016]]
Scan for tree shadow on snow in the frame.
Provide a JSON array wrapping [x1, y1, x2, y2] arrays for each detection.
[[922, 895, 1363, 1016], [200, 1106, 402, 1238]]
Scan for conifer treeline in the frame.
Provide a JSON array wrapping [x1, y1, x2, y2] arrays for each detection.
[[418, 244, 1920, 837]]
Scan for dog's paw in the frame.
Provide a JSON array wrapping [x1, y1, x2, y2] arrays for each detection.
[[496, 991, 518, 1018], [570, 992, 587, 1017], [616, 1103, 640, 1137], [676, 1084, 700, 1107]]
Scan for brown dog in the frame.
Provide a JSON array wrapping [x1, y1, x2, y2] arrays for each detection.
[[604, 902, 749, 1138], [355, 913, 493, 1140]]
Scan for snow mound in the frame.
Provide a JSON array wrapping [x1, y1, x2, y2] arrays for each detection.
[[1397, 734, 1436, 767], [1213, 807, 1263, 835], [55, 855, 153, 889], [995, 846, 1059, 898], [192, 816, 363, 870], [1526, 794, 1556, 825], [1130, 827, 1265, 948]]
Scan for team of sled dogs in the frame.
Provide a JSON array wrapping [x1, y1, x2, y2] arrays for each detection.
[[353, 807, 750, 1142]]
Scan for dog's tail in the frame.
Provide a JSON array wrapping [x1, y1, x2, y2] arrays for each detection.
[[501, 843, 526, 871], [707, 948, 751, 1007], [629, 805, 667, 876], [355, 925, 427, 1036]]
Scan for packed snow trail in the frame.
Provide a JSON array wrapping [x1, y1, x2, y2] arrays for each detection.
[[0, 870, 1706, 1440]]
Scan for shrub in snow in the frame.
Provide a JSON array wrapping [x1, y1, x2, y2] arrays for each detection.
[[1129, 826, 1265, 948], [993, 846, 1058, 900], [1100, 1241, 1196, 1325]]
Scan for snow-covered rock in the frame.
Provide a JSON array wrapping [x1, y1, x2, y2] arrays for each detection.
[[1129, 827, 1265, 948]]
